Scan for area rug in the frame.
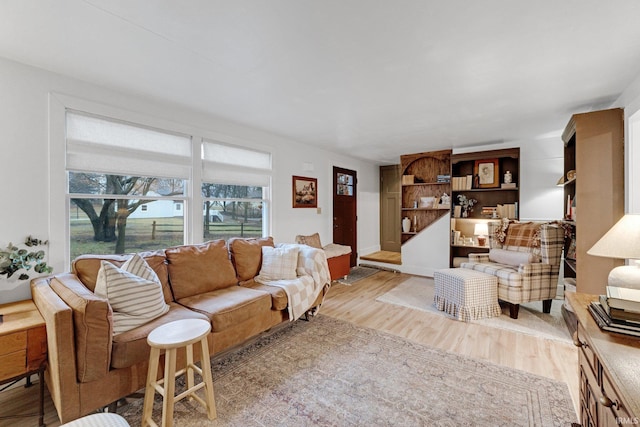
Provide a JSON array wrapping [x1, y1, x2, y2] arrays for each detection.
[[336, 265, 381, 285], [376, 276, 572, 344], [118, 315, 577, 426]]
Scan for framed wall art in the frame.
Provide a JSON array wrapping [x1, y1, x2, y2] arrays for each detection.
[[474, 159, 499, 188], [292, 176, 317, 208]]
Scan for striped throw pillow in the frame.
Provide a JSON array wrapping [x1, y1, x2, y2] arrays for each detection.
[[95, 254, 170, 335], [256, 245, 299, 281]]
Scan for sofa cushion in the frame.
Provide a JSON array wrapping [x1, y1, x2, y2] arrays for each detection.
[[49, 274, 113, 383], [72, 251, 172, 303], [177, 286, 272, 332], [256, 245, 299, 281], [239, 278, 288, 311], [295, 233, 323, 249], [95, 254, 170, 335], [228, 237, 274, 281], [489, 248, 540, 266], [165, 240, 238, 300], [111, 302, 209, 369]]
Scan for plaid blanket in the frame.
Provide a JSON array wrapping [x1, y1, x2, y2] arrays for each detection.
[[256, 244, 331, 321]]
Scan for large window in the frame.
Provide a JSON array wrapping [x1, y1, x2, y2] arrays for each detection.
[[201, 140, 271, 241], [202, 184, 265, 240], [68, 173, 187, 259], [63, 110, 271, 261]]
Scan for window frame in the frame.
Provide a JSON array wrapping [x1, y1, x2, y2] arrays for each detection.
[[49, 93, 272, 270]]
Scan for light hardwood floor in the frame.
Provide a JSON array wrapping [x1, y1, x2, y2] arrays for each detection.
[[0, 270, 579, 426]]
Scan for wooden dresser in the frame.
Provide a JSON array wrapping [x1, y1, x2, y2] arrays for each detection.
[[567, 292, 640, 426], [0, 299, 48, 426]]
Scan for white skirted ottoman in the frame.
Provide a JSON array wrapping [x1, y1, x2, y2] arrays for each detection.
[[433, 268, 501, 322]]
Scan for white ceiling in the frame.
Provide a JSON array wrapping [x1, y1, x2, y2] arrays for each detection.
[[1, 0, 640, 164]]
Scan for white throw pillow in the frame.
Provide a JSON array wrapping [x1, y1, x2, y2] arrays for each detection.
[[95, 254, 169, 335], [256, 245, 300, 281], [489, 248, 540, 267]]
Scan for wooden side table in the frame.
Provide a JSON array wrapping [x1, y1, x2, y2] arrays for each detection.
[[0, 299, 47, 427]]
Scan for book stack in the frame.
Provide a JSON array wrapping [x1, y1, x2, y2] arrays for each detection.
[[451, 175, 473, 190], [437, 174, 451, 183], [588, 286, 640, 337], [495, 203, 518, 219]]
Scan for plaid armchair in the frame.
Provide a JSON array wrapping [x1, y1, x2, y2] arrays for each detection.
[[460, 221, 564, 319]]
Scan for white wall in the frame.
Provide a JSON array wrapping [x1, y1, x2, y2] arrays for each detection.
[[0, 57, 379, 303], [616, 72, 640, 213]]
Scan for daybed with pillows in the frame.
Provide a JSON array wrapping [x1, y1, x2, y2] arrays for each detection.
[[30, 237, 331, 423], [460, 220, 564, 319], [295, 233, 352, 280]]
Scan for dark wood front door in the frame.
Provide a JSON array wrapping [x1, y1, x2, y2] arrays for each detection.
[[333, 166, 357, 266]]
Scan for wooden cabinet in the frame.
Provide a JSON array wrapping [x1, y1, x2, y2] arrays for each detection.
[[568, 292, 640, 427], [0, 299, 47, 427], [561, 108, 624, 295], [450, 148, 519, 266], [400, 149, 451, 244]]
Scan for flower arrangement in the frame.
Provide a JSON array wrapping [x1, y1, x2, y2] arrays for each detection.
[[457, 195, 477, 217]]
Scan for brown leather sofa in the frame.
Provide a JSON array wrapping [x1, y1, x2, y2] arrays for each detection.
[[31, 237, 330, 423]]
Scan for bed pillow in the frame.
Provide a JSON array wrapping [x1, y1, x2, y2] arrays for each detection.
[[95, 254, 169, 335], [489, 248, 540, 266], [256, 245, 300, 281]]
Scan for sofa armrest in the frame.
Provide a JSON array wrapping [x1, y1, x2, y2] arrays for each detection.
[[40, 273, 113, 383], [468, 253, 490, 263], [31, 276, 83, 421]]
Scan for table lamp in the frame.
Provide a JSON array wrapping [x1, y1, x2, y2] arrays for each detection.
[[587, 214, 640, 289], [474, 223, 489, 247]]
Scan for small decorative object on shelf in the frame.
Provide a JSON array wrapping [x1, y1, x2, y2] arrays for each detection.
[[402, 217, 411, 233], [0, 236, 53, 280], [457, 195, 477, 218], [503, 170, 512, 184]]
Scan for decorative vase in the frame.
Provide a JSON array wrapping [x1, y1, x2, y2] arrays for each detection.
[[402, 217, 411, 233], [504, 171, 512, 184], [462, 209, 468, 218]]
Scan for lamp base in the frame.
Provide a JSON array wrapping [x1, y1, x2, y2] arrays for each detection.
[[608, 262, 640, 290]]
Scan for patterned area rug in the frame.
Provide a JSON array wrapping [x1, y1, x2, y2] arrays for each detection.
[[119, 315, 577, 426], [376, 276, 572, 344], [336, 265, 381, 285]]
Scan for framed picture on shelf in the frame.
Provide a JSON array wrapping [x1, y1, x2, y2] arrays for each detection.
[[474, 159, 499, 188], [292, 176, 317, 208]]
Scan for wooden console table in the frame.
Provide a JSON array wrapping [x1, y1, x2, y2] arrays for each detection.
[[567, 292, 640, 426], [0, 299, 47, 427]]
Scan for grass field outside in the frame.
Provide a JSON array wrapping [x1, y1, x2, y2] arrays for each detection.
[[70, 216, 262, 259]]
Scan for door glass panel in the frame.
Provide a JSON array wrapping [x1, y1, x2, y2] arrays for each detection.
[[337, 173, 354, 196]]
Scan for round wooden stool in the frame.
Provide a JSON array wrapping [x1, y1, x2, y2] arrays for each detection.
[[142, 319, 216, 427]]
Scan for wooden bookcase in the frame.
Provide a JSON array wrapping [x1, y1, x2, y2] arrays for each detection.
[[561, 108, 624, 295], [450, 148, 520, 266], [400, 149, 452, 244]]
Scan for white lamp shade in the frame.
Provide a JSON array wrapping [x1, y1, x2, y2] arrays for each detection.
[[587, 214, 640, 260], [474, 223, 489, 236]]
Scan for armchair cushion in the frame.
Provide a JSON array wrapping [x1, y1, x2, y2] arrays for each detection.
[[489, 248, 540, 266]]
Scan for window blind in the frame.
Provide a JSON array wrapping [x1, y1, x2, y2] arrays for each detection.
[[66, 111, 192, 179], [202, 140, 271, 186]]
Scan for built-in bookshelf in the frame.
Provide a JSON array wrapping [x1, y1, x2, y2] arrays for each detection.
[[560, 108, 624, 295], [400, 149, 452, 244], [449, 148, 520, 266]]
